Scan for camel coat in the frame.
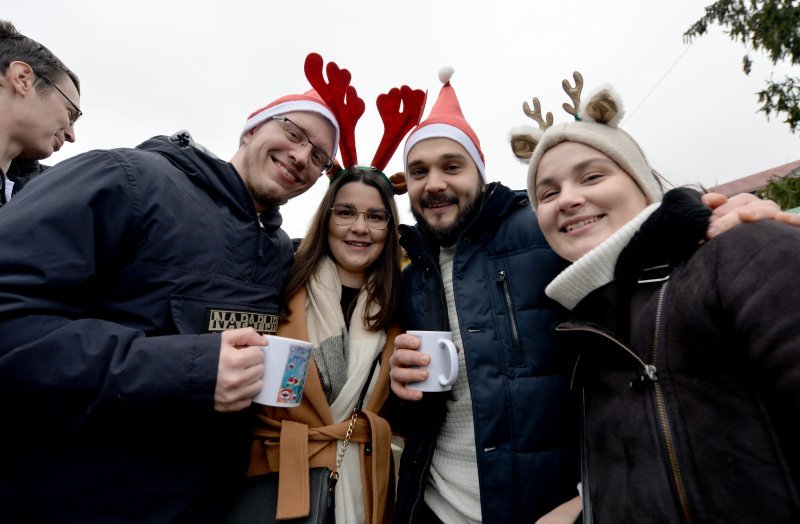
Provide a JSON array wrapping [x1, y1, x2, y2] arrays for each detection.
[[246, 288, 399, 523]]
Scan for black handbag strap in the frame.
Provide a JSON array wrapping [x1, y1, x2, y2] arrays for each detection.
[[355, 353, 381, 411]]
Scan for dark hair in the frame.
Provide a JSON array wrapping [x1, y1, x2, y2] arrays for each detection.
[[651, 168, 671, 196], [0, 20, 80, 94], [281, 168, 402, 330]]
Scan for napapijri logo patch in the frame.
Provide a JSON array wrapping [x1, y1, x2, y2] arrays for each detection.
[[205, 309, 279, 334]]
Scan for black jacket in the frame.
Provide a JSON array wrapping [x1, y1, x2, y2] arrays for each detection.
[[0, 157, 47, 207], [393, 183, 577, 523], [0, 132, 294, 523], [560, 189, 800, 523]]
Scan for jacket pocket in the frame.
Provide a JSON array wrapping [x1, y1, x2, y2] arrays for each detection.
[[496, 268, 524, 366], [169, 293, 280, 335]]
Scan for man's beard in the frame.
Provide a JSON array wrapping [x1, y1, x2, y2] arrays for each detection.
[[242, 155, 287, 209], [248, 182, 284, 209], [411, 191, 482, 247]]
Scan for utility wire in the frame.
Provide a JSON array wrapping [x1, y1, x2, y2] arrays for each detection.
[[624, 42, 694, 125]]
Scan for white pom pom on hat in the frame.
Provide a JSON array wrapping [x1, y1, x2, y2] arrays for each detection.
[[438, 66, 454, 84]]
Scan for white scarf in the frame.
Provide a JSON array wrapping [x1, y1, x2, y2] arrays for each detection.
[[305, 256, 386, 524], [546, 203, 660, 310]]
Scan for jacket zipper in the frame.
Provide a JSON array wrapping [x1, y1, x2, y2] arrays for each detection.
[[556, 281, 693, 524], [408, 437, 437, 523], [252, 216, 265, 283], [438, 268, 448, 331], [555, 326, 652, 377], [650, 281, 693, 524], [496, 270, 523, 364]]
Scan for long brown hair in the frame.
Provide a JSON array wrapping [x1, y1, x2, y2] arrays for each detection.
[[281, 167, 401, 330]]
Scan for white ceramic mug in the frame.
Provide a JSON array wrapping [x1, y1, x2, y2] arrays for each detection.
[[252, 335, 313, 407], [406, 330, 459, 392]]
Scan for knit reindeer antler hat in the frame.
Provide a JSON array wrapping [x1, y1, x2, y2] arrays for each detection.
[[304, 52, 427, 195], [510, 72, 663, 209]]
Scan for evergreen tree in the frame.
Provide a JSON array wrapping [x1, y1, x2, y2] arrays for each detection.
[[755, 168, 800, 209], [685, 0, 800, 133]]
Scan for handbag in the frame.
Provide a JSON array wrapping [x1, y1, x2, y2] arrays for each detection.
[[223, 467, 335, 524], [223, 355, 381, 524]]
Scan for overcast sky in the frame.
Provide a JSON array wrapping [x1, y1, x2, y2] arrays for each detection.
[[8, 0, 799, 238]]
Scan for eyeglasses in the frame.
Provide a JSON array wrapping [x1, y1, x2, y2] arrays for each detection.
[[271, 116, 334, 175], [330, 203, 391, 230], [38, 73, 82, 126]]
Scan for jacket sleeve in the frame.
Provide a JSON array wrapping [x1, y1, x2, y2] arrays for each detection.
[[0, 150, 220, 429], [712, 221, 800, 437]]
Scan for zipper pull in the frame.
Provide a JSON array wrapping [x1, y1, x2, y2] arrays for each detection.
[[496, 270, 506, 282], [257, 218, 265, 257], [630, 364, 658, 391]]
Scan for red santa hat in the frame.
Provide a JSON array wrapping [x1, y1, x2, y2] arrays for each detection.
[[403, 67, 485, 181], [239, 89, 340, 159]]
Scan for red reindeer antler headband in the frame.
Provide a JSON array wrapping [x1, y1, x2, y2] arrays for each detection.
[[304, 52, 426, 193]]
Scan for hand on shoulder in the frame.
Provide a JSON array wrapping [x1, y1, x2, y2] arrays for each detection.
[[702, 192, 800, 239]]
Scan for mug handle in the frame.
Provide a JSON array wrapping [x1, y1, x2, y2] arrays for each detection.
[[436, 338, 459, 387]]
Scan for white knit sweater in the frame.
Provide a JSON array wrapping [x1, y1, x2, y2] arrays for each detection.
[[424, 246, 482, 523]]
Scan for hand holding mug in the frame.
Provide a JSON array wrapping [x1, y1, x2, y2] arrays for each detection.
[[405, 331, 458, 393], [390, 331, 459, 400]]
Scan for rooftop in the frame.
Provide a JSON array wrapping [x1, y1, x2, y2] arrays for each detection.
[[709, 159, 800, 197]]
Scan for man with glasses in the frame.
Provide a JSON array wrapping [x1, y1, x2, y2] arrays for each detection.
[[0, 84, 339, 523], [0, 20, 81, 208]]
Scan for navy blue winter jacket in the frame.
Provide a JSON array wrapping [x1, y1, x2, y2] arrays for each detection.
[[0, 132, 293, 523], [393, 183, 578, 523]]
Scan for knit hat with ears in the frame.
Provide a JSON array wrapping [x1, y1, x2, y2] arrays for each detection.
[[403, 67, 486, 181], [239, 89, 340, 159], [509, 72, 662, 209]]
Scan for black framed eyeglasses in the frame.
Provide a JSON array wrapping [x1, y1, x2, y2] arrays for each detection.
[[39, 73, 82, 126], [330, 203, 391, 230], [271, 116, 334, 175]]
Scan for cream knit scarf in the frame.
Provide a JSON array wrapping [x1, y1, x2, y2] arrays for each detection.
[[305, 256, 386, 524], [546, 203, 660, 310]]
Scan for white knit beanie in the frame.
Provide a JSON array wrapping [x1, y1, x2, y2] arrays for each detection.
[[509, 74, 663, 209], [526, 120, 662, 208]]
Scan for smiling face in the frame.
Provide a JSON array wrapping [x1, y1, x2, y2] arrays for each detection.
[[231, 110, 335, 212], [327, 181, 390, 288], [406, 137, 483, 246], [534, 141, 649, 262], [11, 69, 79, 163]]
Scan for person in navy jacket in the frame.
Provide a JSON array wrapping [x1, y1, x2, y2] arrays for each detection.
[[0, 89, 339, 523]]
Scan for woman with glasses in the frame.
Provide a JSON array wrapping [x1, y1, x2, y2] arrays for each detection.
[[234, 166, 403, 524]]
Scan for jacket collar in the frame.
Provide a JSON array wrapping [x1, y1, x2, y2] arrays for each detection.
[[546, 203, 660, 310], [136, 131, 282, 229]]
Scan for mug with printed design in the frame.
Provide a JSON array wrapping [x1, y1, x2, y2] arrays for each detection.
[[253, 335, 313, 407]]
